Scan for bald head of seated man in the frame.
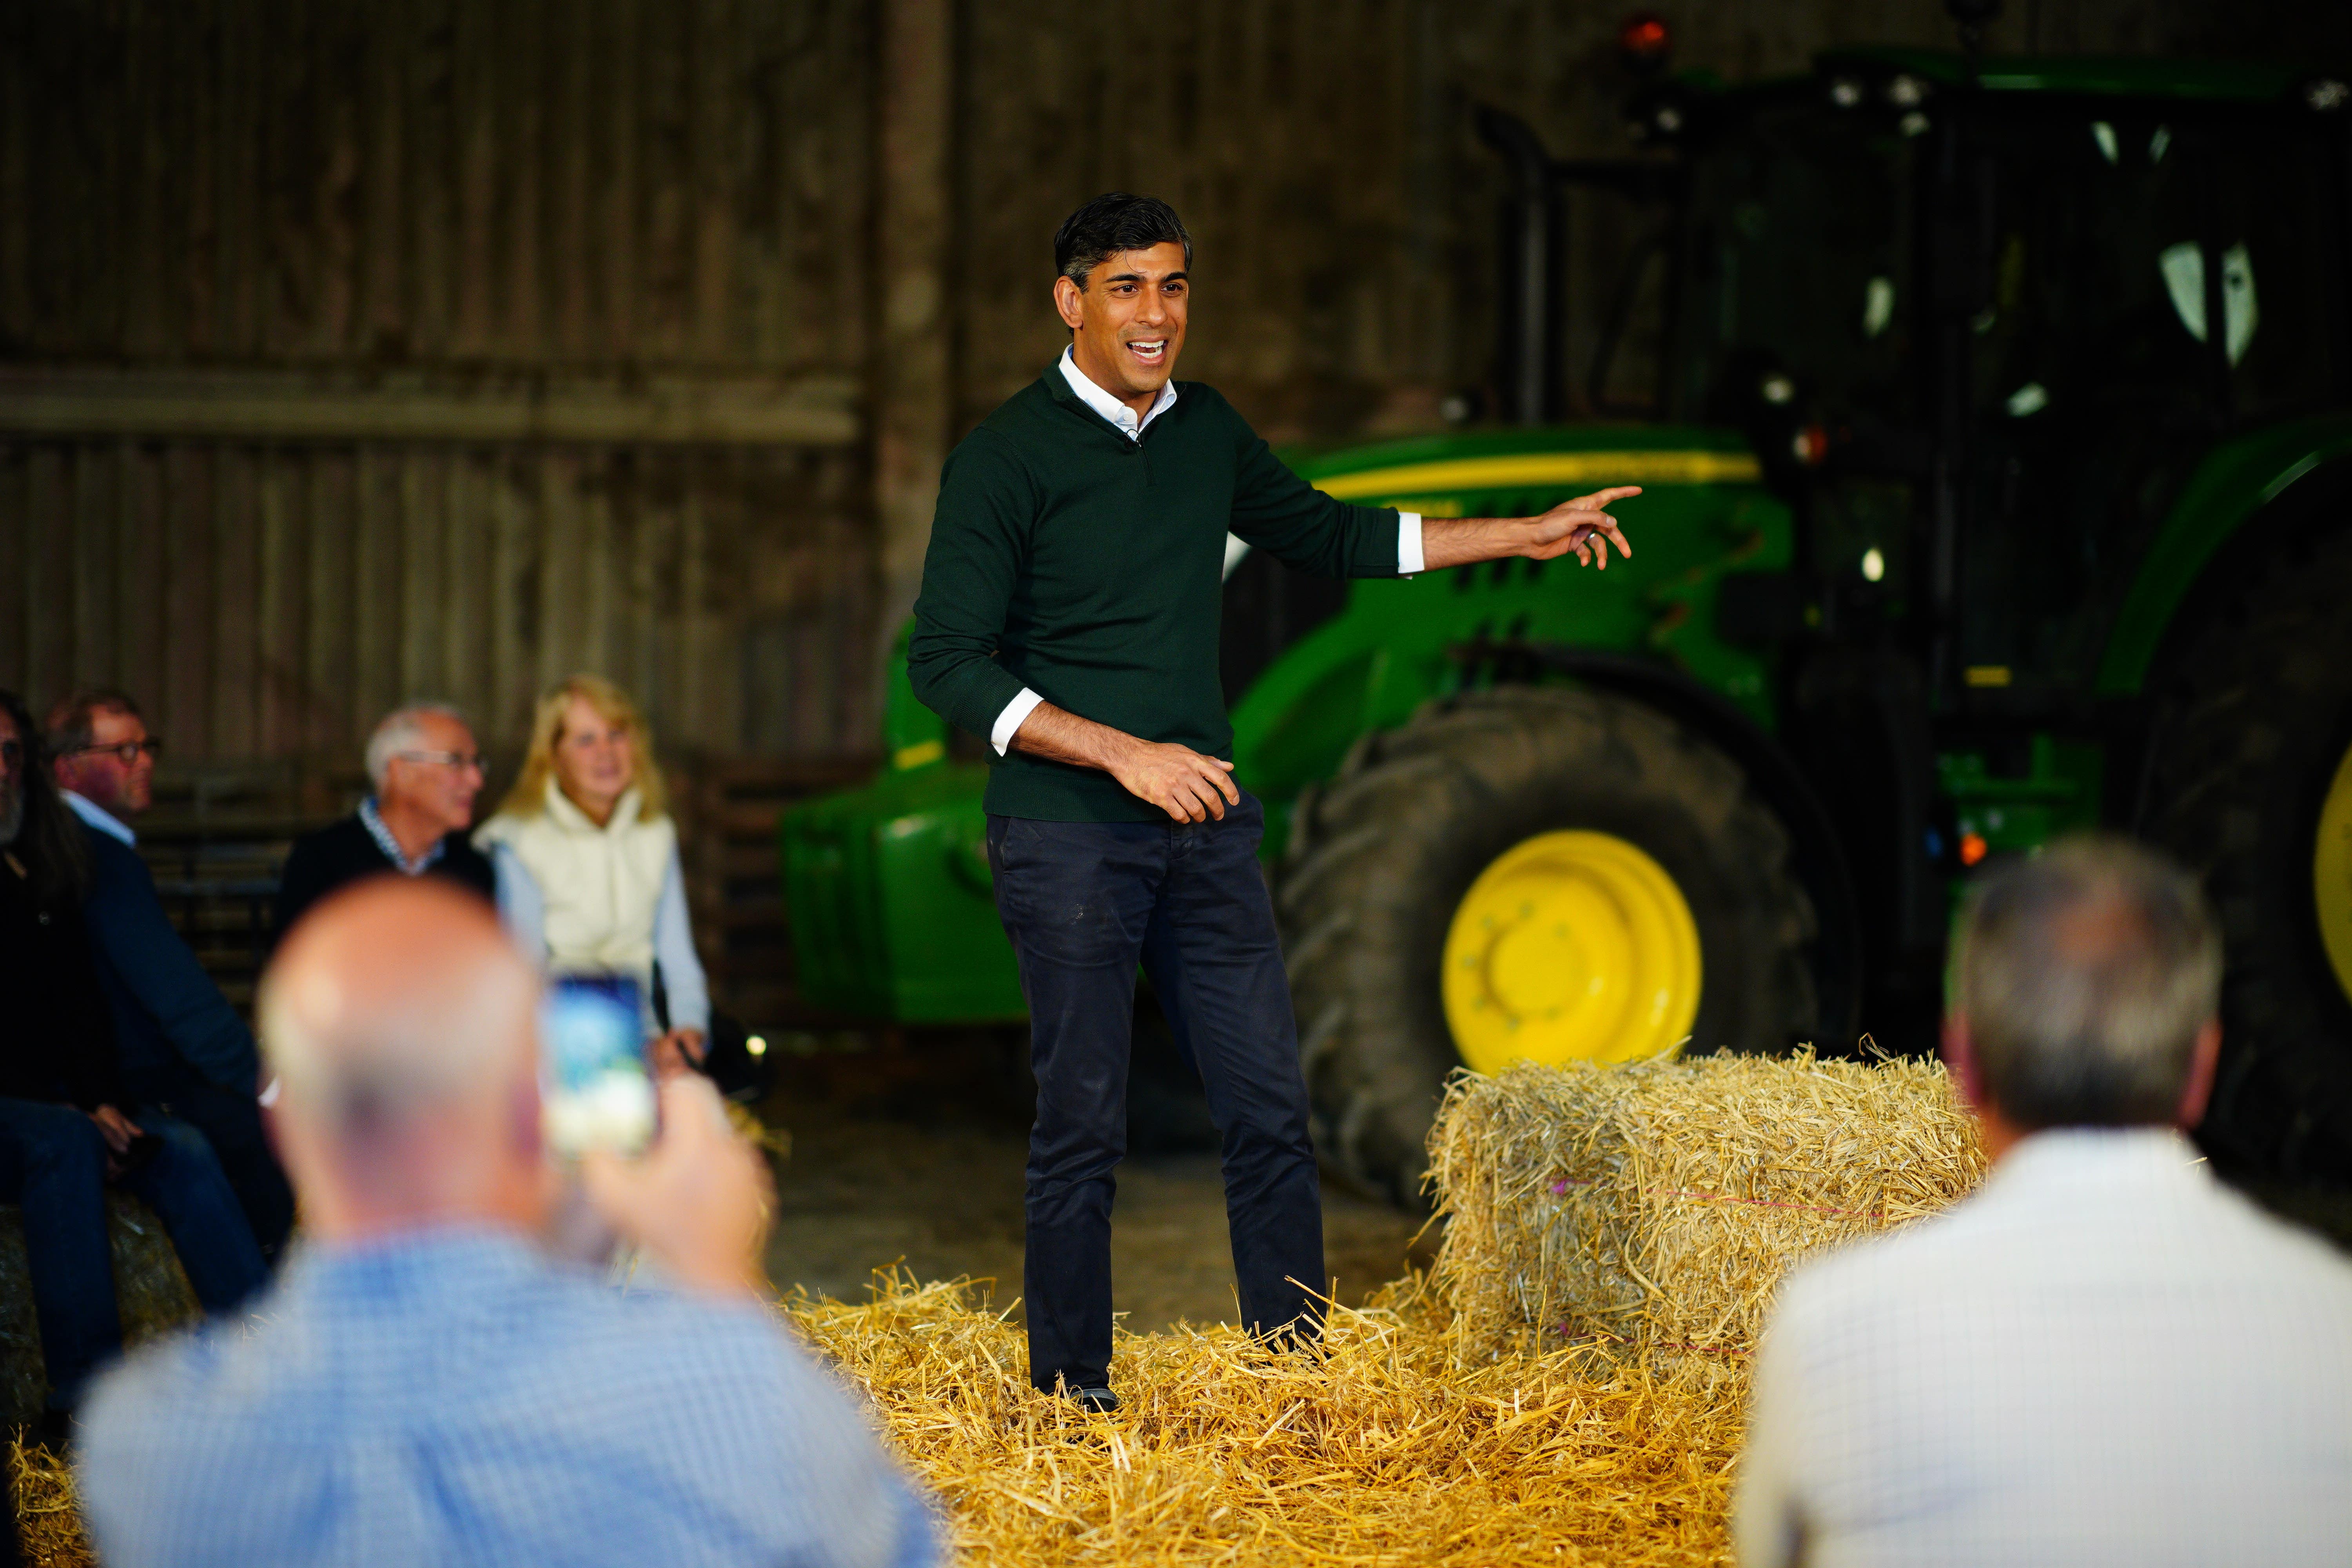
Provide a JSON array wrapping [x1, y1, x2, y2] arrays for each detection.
[[77, 878, 938, 1568]]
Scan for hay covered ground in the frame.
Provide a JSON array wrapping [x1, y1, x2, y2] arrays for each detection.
[[10, 1051, 1985, 1564], [789, 1273, 1744, 1567]]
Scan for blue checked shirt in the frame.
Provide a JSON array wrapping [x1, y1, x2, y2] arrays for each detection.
[[78, 1228, 938, 1568]]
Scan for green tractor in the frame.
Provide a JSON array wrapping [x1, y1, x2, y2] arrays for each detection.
[[784, 42, 2352, 1205]]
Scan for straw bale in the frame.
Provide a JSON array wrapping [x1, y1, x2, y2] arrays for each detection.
[[11, 1439, 91, 1568], [788, 1272, 1744, 1566], [0, 1195, 201, 1426], [1426, 1051, 1986, 1363]]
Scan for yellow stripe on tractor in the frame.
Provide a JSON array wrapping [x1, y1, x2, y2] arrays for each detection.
[[1310, 449, 1762, 504]]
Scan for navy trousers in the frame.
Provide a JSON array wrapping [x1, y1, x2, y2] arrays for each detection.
[[0, 1098, 267, 1409], [987, 792, 1325, 1394]]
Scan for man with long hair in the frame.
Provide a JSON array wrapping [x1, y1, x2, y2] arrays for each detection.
[[0, 690, 265, 1432]]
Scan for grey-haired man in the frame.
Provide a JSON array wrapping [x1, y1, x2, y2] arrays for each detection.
[[1738, 836, 2352, 1568], [274, 704, 495, 946]]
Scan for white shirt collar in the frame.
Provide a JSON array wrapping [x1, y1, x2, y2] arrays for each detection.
[[1058, 347, 1177, 441], [358, 797, 446, 877], [63, 789, 136, 848]]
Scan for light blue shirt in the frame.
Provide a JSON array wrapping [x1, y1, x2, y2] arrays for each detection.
[[63, 789, 136, 847], [79, 1228, 937, 1568]]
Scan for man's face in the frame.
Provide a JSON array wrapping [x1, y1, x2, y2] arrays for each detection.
[[0, 710, 23, 847], [56, 706, 153, 815], [380, 712, 484, 837], [1054, 242, 1189, 405]]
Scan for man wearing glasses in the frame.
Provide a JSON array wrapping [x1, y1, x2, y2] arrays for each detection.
[[46, 688, 292, 1260], [274, 703, 495, 944]]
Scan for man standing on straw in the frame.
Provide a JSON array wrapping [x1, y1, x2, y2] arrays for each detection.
[[907, 192, 1637, 1410]]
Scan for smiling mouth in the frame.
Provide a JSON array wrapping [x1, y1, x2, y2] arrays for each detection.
[[1125, 338, 1169, 366]]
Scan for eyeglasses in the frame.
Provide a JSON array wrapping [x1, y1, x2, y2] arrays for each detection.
[[396, 749, 488, 777], [66, 739, 162, 766]]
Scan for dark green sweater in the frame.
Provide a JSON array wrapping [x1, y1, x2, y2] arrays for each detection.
[[908, 366, 1405, 821]]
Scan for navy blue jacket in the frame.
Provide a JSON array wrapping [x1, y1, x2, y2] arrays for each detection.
[[77, 822, 260, 1098]]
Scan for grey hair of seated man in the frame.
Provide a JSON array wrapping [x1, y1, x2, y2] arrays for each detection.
[[363, 703, 469, 793], [1951, 835, 2222, 1131]]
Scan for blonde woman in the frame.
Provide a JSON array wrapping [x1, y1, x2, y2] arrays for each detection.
[[474, 677, 708, 1071]]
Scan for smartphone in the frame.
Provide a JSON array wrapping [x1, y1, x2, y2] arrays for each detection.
[[539, 975, 655, 1158]]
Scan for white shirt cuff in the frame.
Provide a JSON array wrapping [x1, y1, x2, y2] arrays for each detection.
[[991, 688, 1046, 756], [1397, 511, 1425, 576]]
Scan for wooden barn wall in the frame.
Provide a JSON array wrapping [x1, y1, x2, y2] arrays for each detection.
[[0, 438, 872, 766], [4, 0, 2337, 772], [0, 0, 877, 768]]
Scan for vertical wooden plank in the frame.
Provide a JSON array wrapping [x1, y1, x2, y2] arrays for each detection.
[[211, 446, 261, 760], [597, 0, 642, 355], [873, 0, 953, 671], [162, 447, 217, 760], [493, 0, 544, 359], [119, 0, 169, 356], [0, 447, 29, 695], [215, 0, 261, 358], [0, 5, 31, 346], [71, 446, 120, 688], [579, 448, 618, 682], [24, 449, 73, 712], [442, 448, 495, 722], [308, 0, 363, 357], [352, 445, 404, 742], [360, 0, 408, 354], [639, 0, 688, 359], [535, 448, 584, 692], [488, 449, 539, 746], [691, 0, 739, 365], [449, 3, 494, 358], [305, 449, 357, 757], [407, 0, 455, 357], [548, 0, 590, 359], [398, 446, 447, 701], [115, 443, 167, 713], [256, 449, 310, 754]]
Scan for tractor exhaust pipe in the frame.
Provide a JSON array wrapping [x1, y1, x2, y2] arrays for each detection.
[[1475, 105, 1565, 426]]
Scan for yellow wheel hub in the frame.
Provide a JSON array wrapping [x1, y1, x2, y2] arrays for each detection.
[[2316, 738, 2352, 1008], [1441, 830, 1702, 1074]]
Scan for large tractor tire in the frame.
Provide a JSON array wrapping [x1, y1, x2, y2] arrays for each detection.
[[1278, 686, 1818, 1207], [2142, 524, 2352, 1181]]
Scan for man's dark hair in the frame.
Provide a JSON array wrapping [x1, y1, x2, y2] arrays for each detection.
[[43, 687, 142, 759], [1, 688, 90, 909], [1053, 193, 1192, 291]]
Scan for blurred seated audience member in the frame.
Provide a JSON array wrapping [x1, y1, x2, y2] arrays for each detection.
[[46, 689, 294, 1260], [475, 676, 710, 1074], [80, 878, 936, 1568], [0, 690, 265, 1430], [274, 703, 493, 945], [1737, 837, 2352, 1568]]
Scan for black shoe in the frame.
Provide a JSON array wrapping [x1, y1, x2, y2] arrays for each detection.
[[1069, 1385, 1120, 1415]]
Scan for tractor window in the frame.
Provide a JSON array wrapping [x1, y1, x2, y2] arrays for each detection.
[[1674, 103, 1917, 428], [1958, 108, 2349, 694]]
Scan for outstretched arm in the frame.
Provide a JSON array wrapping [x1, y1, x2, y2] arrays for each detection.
[[1418, 486, 1640, 572], [1007, 702, 1239, 825]]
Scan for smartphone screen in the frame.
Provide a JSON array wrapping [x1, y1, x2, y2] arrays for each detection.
[[540, 975, 655, 1158]]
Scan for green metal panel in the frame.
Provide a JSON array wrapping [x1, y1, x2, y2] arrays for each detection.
[[2095, 417, 2352, 697], [780, 760, 1025, 1023], [778, 421, 1790, 1023]]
